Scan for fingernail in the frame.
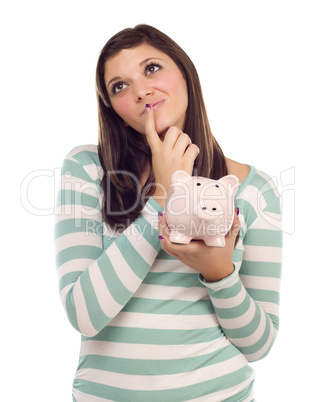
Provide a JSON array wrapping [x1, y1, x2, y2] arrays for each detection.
[[146, 103, 151, 111], [158, 212, 163, 220], [236, 207, 239, 215], [158, 235, 164, 240]]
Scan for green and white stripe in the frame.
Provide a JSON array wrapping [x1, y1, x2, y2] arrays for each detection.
[[55, 144, 282, 401]]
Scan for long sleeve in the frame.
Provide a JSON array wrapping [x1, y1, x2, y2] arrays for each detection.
[[199, 170, 282, 362], [54, 150, 163, 337]]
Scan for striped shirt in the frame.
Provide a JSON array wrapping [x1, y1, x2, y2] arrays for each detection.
[[54, 144, 282, 401]]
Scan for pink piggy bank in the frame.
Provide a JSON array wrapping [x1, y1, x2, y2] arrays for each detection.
[[164, 170, 239, 247]]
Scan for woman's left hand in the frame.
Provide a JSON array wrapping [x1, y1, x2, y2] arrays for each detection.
[[158, 209, 241, 283]]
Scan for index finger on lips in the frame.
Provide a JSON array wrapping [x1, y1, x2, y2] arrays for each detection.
[[144, 104, 160, 149]]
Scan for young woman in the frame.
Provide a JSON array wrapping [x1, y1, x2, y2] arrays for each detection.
[[55, 24, 282, 401]]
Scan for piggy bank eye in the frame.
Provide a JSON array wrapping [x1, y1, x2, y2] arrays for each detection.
[[212, 208, 217, 211], [196, 183, 201, 186], [215, 185, 219, 188]]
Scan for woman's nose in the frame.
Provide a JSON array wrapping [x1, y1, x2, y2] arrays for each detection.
[[134, 79, 153, 101]]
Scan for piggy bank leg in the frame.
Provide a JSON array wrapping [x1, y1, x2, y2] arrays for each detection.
[[169, 233, 192, 245], [204, 236, 226, 247]]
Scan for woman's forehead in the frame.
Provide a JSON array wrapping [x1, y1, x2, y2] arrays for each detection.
[[106, 44, 170, 66]]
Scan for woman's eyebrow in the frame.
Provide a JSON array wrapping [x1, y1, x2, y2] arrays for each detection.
[[106, 57, 163, 89]]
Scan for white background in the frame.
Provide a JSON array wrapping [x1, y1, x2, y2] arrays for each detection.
[[2, 0, 314, 400]]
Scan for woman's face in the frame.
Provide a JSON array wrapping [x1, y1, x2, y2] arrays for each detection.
[[104, 44, 188, 136]]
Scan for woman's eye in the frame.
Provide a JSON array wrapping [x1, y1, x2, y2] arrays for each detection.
[[112, 82, 127, 94], [145, 63, 161, 75]]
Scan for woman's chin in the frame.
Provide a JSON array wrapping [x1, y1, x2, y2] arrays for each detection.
[[155, 121, 171, 140], [156, 127, 168, 140]]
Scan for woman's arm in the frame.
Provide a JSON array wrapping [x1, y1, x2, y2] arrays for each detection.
[[54, 151, 163, 337], [200, 195, 282, 362], [158, 178, 282, 362]]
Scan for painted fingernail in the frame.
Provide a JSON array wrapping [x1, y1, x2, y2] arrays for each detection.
[[236, 207, 239, 215], [158, 212, 163, 220], [146, 103, 151, 110], [158, 235, 164, 240]]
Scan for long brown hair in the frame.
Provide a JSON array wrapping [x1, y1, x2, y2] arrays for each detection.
[[96, 24, 227, 230]]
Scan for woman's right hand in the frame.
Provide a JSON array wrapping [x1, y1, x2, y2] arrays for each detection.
[[144, 104, 200, 208]]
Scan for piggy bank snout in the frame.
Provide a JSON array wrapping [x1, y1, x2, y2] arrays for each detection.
[[199, 200, 224, 218]]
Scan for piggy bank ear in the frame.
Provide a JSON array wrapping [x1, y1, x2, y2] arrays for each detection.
[[171, 170, 192, 183], [218, 175, 240, 196]]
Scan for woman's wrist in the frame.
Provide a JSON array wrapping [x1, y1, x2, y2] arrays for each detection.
[[201, 262, 235, 283]]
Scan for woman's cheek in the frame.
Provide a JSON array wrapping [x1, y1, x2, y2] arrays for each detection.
[[155, 70, 185, 93], [112, 98, 132, 123], [155, 74, 175, 92], [114, 100, 145, 133]]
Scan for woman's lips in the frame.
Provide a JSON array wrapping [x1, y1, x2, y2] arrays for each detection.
[[141, 100, 165, 115], [152, 100, 165, 112]]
